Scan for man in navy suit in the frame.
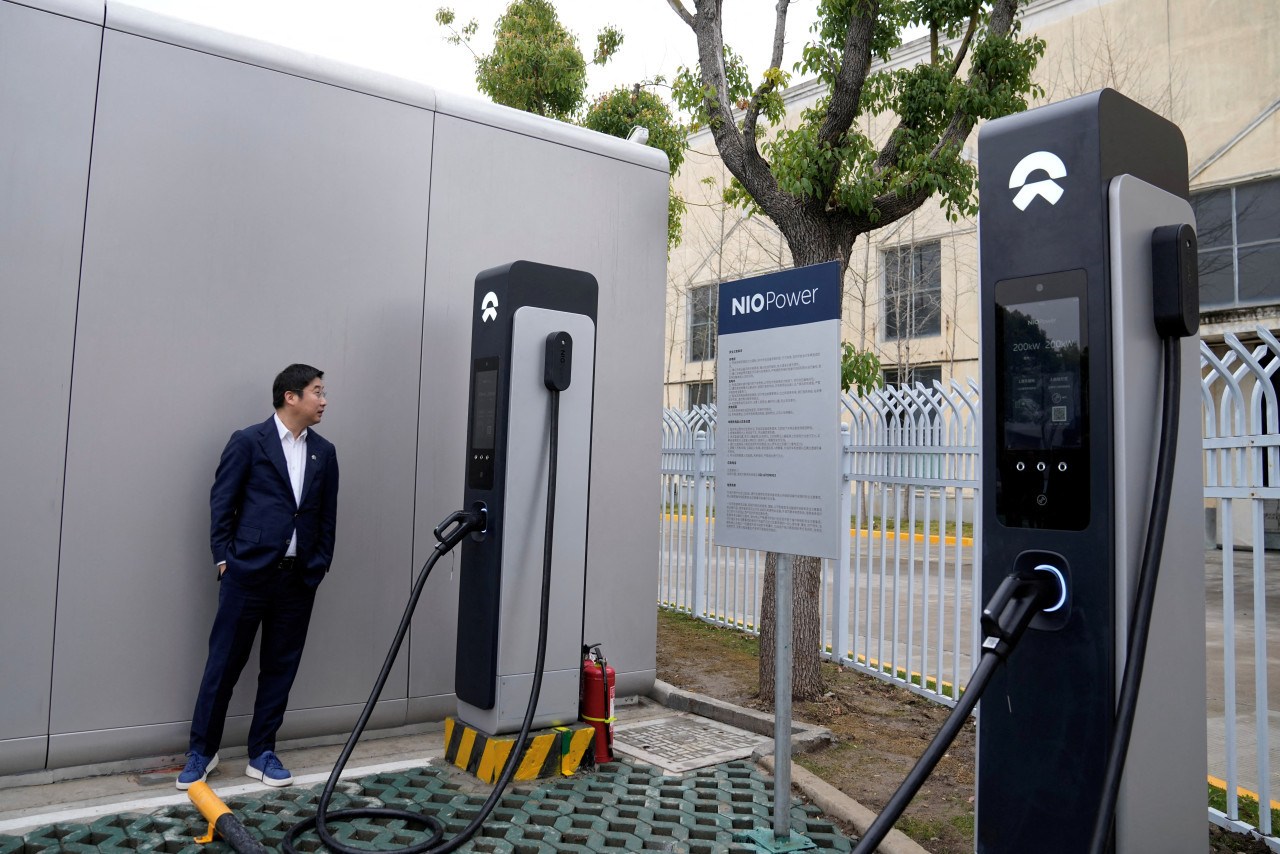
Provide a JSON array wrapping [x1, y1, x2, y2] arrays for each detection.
[[178, 364, 339, 789]]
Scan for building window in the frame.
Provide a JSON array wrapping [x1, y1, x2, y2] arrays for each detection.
[[883, 364, 942, 390], [883, 240, 942, 340], [686, 381, 714, 409], [1193, 176, 1280, 310], [688, 284, 718, 362]]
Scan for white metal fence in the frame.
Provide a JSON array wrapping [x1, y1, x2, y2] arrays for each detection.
[[659, 329, 1280, 845], [1202, 331, 1280, 842], [660, 379, 982, 707]]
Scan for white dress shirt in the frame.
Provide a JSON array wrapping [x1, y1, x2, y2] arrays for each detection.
[[274, 413, 308, 558]]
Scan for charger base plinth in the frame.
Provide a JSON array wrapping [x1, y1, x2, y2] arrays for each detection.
[[442, 717, 596, 783]]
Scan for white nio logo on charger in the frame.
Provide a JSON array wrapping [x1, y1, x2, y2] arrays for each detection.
[[1010, 151, 1068, 211], [480, 291, 499, 322]]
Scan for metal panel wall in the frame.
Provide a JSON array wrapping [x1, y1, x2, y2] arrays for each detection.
[[3, 2, 665, 771], [47, 26, 435, 767], [408, 112, 668, 719], [0, 1, 102, 774]]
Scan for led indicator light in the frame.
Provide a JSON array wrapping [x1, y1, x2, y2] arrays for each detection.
[[1034, 563, 1068, 612]]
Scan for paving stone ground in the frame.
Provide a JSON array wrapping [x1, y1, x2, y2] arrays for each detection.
[[0, 759, 853, 854]]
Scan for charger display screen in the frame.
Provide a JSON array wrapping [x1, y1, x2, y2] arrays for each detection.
[[471, 367, 498, 450], [994, 269, 1089, 530], [1001, 296, 1083, 450], [468, 356, 499, 491]]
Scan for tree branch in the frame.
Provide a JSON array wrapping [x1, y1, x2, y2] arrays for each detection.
[[868, 183, 932, 225], [816, 0, 880, 145], [872, 0, 1019, 178], [665, 0, 695, 28], [741, 0, 790, 143], [691, 0, 737, 151], [949, 6, 981, 75], [687, 0, 794, 224]]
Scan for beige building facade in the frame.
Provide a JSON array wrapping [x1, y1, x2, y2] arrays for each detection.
[[665, 0, 1280, 409]]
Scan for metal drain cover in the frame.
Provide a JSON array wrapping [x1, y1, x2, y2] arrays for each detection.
[[611, 715, 771, 774]]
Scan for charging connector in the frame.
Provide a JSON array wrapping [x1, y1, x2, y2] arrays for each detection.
[[433, 504, 486, 548], [544, 331, 573, 391], [979, 570, 1067, 658], [1151, 223, 1198, 339]]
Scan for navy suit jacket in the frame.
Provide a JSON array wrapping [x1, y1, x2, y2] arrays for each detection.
[[210, 416, 339, 588]]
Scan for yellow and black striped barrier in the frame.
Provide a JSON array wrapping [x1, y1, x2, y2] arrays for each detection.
[[443, 718, 596, 783], [187, 780, 268, 854]]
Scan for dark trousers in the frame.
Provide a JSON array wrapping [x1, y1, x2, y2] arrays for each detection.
[[189, 567, 317, 759]]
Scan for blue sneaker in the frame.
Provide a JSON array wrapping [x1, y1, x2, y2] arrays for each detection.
[[246, 750, 293, 787], [175, 751, 218, 790]]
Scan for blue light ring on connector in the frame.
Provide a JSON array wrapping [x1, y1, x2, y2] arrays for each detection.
[[1033, 564, 1068, 612]]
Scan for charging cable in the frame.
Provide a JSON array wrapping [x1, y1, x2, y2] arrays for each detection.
[[850, 570, 1064, 854], [1085, 337, 1179, 854], [1087, 222, 1195, 852], [282, 331, 574, 854]]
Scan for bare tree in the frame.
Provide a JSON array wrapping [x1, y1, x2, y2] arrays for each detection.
[[1039, 3, 1185, 124]]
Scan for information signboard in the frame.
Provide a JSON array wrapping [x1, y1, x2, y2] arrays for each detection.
[[714, 262, 843, 559]]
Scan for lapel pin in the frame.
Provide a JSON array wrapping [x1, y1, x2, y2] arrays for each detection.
[[311, 454, 317, 460]]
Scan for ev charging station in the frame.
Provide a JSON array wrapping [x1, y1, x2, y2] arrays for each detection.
[[276, 261, 603, 853], [977, 89, 1206, 853], [454, 261, 598, 736]]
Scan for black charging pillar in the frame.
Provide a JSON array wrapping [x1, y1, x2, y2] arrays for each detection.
[[977, 89, 1191, 853], [455, 260, 598, 735]]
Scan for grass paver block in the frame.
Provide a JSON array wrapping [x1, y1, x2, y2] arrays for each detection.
[[7, 758, 851, 853]]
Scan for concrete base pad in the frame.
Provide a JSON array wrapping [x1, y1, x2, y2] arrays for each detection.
[[613, 714, 770, 774]]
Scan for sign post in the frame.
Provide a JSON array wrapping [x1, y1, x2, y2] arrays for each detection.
[[715, 262, 842, 853], [772, 551, 794, 842]]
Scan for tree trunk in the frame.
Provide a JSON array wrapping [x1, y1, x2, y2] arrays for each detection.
[[758, 551, 825, 703]]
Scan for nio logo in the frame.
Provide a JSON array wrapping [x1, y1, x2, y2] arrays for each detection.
[[1009, 151, 1067, 211], [480, 291, 499, 323]]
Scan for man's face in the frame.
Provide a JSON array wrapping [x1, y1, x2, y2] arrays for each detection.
[[288, 378, 326, 427]]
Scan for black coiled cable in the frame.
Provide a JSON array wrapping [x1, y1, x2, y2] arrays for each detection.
[[282, 390, 562, 854]]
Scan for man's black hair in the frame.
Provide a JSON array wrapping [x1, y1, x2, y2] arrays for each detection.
[[273, 364, 323, 410]]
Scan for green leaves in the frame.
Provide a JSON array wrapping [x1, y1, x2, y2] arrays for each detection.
[[771, 2, 1043, 226], [439, 2, 687, 252], [964, 29, 1046, 119], [474, 0, 588, 121], [672, 58, 787, 137], [594, 26, 623, 66], [674, 1, 1040, 239], [897, 0, 983, 41], [435, 7, 478, 49], [439, 0, 627, 122], [798, 0, 905, 82], [585, 86, 687, 173], [841, 342, 884, 396], [583, 86, 691, 252]]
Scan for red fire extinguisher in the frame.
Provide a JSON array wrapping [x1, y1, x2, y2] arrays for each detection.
[[580, 644, 615, 763]]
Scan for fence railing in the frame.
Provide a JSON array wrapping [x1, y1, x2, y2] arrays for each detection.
[[659, 329, 1280, 845], [1202, 331, 1280, 841], [660, 380, 982, 706]]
